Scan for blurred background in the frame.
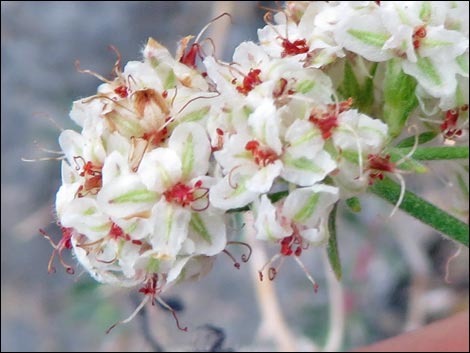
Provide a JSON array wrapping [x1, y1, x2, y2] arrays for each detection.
[[1, 1, 468, 351]]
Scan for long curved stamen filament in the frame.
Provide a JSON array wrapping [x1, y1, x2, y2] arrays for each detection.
[[106, 295, 150, 334], [195, 12, 232, 44], [294, 256, 319, 293], [390, 172, 406, 218], [155, 296, 188, 332], [75, 60, 112, 84], [342, 122, 364, 179], [21, 156, 65, 162], [445, 245, 462, 284], [258, 253, 282, 281], [222, 249, 241, 269], [397, 125, 419, 165], [226, 241, 252, 263], [107, 45, 122, 77]]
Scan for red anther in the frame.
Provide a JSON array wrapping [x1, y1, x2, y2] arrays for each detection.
[[368, 154, 395, 173], [461, 104, 468, 112], [109, 223, 130, 241], [164, 182, 194, 206], [139, 276, 158, 296], [441, 109, 462, 138], [310, 115, 339, 140], [180, 43, 201, 68], [273, 78, 289, 98], [281, 38, 309, 58], [412, 26, 427, 49], [309, 98, 352, 139], [295, 246, 302, 257], [245, 140, 260, 151], [236, 69, 262, 95], [216, 128, 224, 136], [61, 227, 73, 249], [245, 139, 278, 167], [414, 26, 427, 38], [281, 245, 293, 256], [142, 127, 170, 146], [73, 157, 103, 197], [114, 85, 128, 98], [281, 235, 293, 245], [162, 90, 168, 99], [163, 181, 208, 208], [201, 71, 208, 78], [131, 240, 143, 246]]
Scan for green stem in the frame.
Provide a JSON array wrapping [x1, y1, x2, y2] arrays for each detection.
[[394, 146, 469, 160], [369, 177, 469, 247], [327, 203, 342, 280]]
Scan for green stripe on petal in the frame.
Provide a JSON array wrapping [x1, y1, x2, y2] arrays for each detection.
[[180, 106, 210, 123], [229, 180, 248, 197], [290, 130, 320, 147], [296, 80, 315, 94], [419, 1, 432, 22], [284, 156, 323, 173], [189, 213, 212, 244], [181, 134, 194, 180], [89, 224, 111, 232], [347, 29, 389, 47], [416, 57, 441, 86], [164, 70, 176, 90], [421, 38, 453, 48], [111, 189, 158, 203], [108, 112, 144, 137], [83, 207, 96, 216], [293, 193, 320, 223], [125, 222, 138, 235], [456, 54, 469, 75], [165, 206, 174, 241], [146, 257, 160, 273]]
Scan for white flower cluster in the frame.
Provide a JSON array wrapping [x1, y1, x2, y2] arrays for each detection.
[[49, 1, 468, 304]]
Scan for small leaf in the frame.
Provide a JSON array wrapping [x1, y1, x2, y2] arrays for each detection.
[[369, 177, 469, 247], [383, 59, 419, 138], [345, 197, 362, 212], [327, 203, 342, 280], [394, 146, 469, 160], [338, 61, 377, 113], [395, 131, 438, 148]]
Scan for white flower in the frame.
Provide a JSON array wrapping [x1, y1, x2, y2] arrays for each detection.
[[334, 1, 469, 99], [254, 184, 339, 251]]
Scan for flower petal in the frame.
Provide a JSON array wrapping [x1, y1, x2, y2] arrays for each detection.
[[282, 184, 339, 227], [138, 148, 182, 192], [168, 122, 210, 180]]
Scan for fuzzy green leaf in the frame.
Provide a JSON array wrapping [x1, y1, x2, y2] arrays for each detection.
[[383, 59, 419, 138], [327, 203, 342, 280], [369, 177, 469, 247]]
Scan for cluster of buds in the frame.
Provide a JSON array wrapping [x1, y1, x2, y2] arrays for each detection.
[[43, 1, 468, 331]]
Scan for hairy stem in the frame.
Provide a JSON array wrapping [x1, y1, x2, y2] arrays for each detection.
[[369, 177, 469, 247]]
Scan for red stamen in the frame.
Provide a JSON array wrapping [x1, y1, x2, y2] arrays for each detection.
[[164, 181, 208, 209], [114, 85, 128, 98], [39, 227, 75, 274], [281, 38, 309, 58], [236, 69, 262, 95], [412, 26, 427, 49], [245, 139, 278, 167], [180, 43, 201, 68]]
